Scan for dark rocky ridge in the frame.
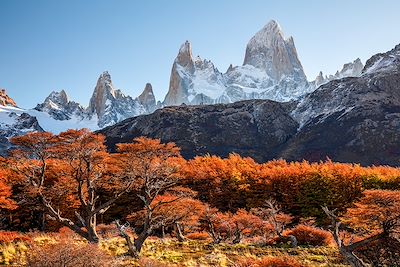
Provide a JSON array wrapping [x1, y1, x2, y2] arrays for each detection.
[[100, 100, 298, 162]]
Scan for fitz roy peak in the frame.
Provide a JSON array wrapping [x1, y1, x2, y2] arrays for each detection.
[[163, 20, 311, 106]]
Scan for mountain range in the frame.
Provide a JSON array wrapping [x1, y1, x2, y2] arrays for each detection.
[[3, 19, 397, 165], [100, 43, 400, 166]]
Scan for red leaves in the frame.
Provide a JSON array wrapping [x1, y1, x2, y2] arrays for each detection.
[[343, 189, 400, 233]]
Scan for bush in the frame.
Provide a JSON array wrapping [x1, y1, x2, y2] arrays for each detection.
[[25, 240, 114, 267], [284, 225, 333, 246], [186, 232, 210, 240], [0, 231, 31, 244], [235, 256, 302, 267], [137, 257, 172, 267]]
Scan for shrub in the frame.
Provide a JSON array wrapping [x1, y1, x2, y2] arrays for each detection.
[[235, 256, 302, 267], [137, 257, 172, 267], [0, 231, 31, 244], [284, 225, 333, 246], [186, 232, 210, 240], [25, 240, 114, 267]]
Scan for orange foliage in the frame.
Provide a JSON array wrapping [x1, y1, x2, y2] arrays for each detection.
[[235, 256, 303, 267], [0, 231, 31, 243], [0, 168, 17, 210], [284, 225, 333, 246], [186, 232, 210, 240], [343, 189, 400, 233]]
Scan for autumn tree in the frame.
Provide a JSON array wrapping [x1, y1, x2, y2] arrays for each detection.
[[9, 130, 136, 242], [115, 137, 188, 257], [129, 194, 206, 242], [230, 209, 264, 244], [200, 207, 232, 244], [323, 189, 400, 267], [0, 165, 17, 211], [251, 198, 296, 246]]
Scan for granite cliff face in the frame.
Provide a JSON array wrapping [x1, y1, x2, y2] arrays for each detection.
[[100, 44, 400, 166]]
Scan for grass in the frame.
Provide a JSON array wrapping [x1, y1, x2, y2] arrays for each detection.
[[0, 234, 349, 266]]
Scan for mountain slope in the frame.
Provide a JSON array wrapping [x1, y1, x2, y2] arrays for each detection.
[[100, 100, 298, 162]]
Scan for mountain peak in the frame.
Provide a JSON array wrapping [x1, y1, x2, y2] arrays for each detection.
[[138, 83, 156, 112], [89, 71, 116, 118], [176, 40, 194, 68], [260, 19, 283, 36], [243, 19, 307, 82], [0, 89, 17, 107]]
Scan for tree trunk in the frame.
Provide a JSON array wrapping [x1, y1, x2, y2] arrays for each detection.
[[232, 228, 241, 244], [161, 224, 166, 240], [339, 247, 367, 267], [174, 222, 185, 242], [86, 216, 99, 243]]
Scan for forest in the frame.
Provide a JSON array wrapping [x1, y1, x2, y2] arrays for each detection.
[[0, 129, 399, 266]]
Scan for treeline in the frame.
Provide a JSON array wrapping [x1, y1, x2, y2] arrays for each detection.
[[0, 129, 399, 266]]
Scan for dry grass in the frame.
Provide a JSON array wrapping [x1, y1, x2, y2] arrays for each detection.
[[0, 234, 349, 266]]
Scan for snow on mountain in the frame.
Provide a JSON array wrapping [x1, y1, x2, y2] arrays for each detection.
[[163, 20, 312, 106], [32, 71, 156, 131], [0, 92, 44, 155], [34, 90, 86, 121], [313, 58, 364, 88], [88, 71, 148, 128]]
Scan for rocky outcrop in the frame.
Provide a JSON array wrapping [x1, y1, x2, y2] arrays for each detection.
[[0, 89, 17, 107], [100, 44, 400, 166]]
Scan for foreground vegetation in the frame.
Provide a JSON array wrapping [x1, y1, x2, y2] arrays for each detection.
[[1, 233, 346, 266], [0, 129, 399, 266]]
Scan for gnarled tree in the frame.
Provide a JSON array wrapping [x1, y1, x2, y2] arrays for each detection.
[[9, 130, 135, 243], [323, 189, 400, 267], [115, 137, 187, 257]]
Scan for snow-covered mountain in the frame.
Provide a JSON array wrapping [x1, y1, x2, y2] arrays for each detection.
[[313, 58, 364, 88], [34, 71, 157, 130], [0, 91, 44, 155], [164, 20, 312, 106], [88, 71, 149, 128]]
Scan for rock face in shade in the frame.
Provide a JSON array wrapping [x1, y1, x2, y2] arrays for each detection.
[[100, 44, 400, 166], [99, 100, 299, 162]]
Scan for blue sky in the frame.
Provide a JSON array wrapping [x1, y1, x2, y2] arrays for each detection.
[[1, 0, 400, 108]]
